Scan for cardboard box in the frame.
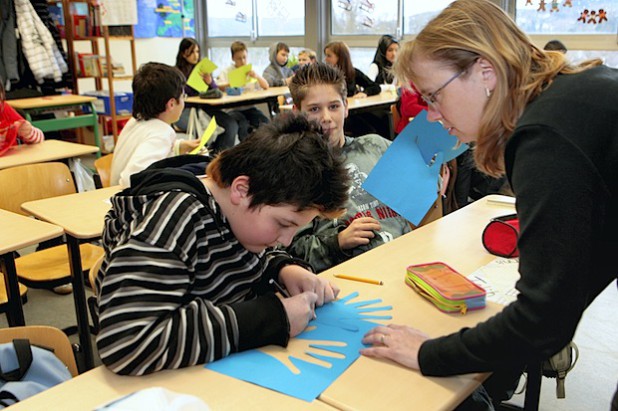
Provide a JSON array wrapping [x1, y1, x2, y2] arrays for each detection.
[[82, 91, 133, 116]]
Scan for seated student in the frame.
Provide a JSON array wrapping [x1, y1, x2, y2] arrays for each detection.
[[394, 86, 427, 135], [95, 113, 350, 376], [110, 62, 199, 187], [292, 49, 317, 73], [286, 63, 411, 273], [0, 81, 44, 156], [174, 38, 238, 153], [368, 34, 399, 86], [544, 39, 567, 54], [324, 41, 387, 137], [217, 41, 270, 141], [262, 42, 294, 87]]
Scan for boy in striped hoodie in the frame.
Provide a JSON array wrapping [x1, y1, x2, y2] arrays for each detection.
[[95, 113, 350, 375]]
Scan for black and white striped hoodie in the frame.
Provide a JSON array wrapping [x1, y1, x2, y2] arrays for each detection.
[[95, 161, 301, 375]]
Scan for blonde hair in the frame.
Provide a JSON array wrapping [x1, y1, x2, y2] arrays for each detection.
[[394, 0, 601, 176], [299, 49, 317, 62]]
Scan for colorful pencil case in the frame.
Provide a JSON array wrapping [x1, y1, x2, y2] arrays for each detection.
[[405, 262, 486, 314]]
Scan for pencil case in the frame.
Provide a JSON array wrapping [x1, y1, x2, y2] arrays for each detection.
[[405, 262, 486, 314], [482, 213, 519, 258]]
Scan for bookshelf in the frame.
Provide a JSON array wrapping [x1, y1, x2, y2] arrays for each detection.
[[59, 0, 137, 143]]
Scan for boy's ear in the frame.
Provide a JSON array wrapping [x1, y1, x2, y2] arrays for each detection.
[[166, 97, 178, 112], [292, 104, 299, 112], [229, 175, 251, 206]]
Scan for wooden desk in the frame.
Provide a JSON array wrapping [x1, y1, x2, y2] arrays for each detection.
[[8, 364, 336, 410], [21, 186, 122, 370], [0, 209, 63, 326], [0, 140, 99, 170], [317, 195, 516, 411], [7, 95, 101, 152], [186, 86, 289, 113]]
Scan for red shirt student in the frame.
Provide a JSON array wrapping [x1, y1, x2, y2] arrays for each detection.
[[1, 84, 44, 156]]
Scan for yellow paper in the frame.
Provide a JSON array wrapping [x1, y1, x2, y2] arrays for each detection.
[[189, 116, 218, 154], [186, 58, 218, 93], [228, 64, 252, 88]]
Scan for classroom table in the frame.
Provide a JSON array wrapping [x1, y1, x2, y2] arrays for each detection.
[[10, 194, 516, 410], [315, 194, 516, 411], [6, 363, 337, 411], [21, 185, 122, 371], [0, 139, 99, 170], [6, 95, 101, 152], [185, 86, 289, 114], [0, 209, 63, 326]]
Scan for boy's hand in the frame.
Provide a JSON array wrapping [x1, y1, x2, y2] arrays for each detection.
[[338, 217, 381, 250], [352, 92, 368, 99], [279, 264, 339, 306], [285, 76, 293, 86], [178, 139, 201, 154], [247, 70, 257, 78], [280, 292, 318, 337]]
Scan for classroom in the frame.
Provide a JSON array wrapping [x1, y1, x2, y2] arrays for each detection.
[[0, 0, 617, 410]]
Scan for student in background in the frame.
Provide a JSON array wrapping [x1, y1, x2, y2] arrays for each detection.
[[110, 62, 199, 187], [543, 39, 567, 53], [292, 49, 317, 73], [217, 41, 270, 141], [174, 38, 238, 153], [324, 41, 386, 137], [96, 113, 350, 375], [287, 62, 410, 273], [360, 1, 618, 409], [368, 34, 399, 86], [263, 42, 294, 87], [0, 81, 44, 156], [394, 86, 427, 135], [324, 41, 380, 99]]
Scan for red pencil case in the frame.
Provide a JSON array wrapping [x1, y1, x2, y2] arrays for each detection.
[[482, 214, 519, 258]]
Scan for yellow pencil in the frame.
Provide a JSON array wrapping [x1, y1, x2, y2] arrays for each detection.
[[334, 274, 383, 286]]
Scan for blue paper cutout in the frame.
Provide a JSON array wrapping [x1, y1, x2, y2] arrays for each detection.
[[206, 292, 392, 402], [362, 112, 467, 225]]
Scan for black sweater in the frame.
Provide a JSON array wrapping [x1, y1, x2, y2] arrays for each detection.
[[419, 65, 618, 376], [346, 68, 381, 97]]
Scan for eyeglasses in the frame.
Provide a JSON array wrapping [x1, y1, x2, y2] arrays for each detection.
[[419, 58, 478, 108]]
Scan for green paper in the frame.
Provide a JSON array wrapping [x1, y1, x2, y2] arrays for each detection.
[[190, 116, 218, 154], [228, 64, 252, 88], [186, 58, 218, 93]]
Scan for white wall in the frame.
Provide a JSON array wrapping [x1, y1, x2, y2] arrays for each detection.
[[72, 37, 181, 94]]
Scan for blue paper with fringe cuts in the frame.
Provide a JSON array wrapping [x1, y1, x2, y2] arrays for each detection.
[[205, 292, 392, 401], [362, 110, 468, 225]]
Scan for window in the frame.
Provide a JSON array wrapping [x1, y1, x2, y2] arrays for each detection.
[[256, 0, 305, 36], [207, 0, 254, 37], [402, 0, 452, 35], [331, 0, 398, 35], [515, 0, 617, 34]]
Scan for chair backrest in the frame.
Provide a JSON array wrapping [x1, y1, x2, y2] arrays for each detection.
[[0, 326, 78, 377], [93, 153, 114, 188], [390, 103, 401, 130], [89, 254, 104, 294], [0, 162, 76, 216]]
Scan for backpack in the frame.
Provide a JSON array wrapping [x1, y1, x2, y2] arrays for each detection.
[[0, 339, 72, 408]]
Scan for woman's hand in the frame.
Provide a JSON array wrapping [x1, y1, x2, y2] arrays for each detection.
[[338, 217, 381, 250], [279, 291, 318, 337], [352, 92, 367, 99], [360, 324, 430, 370], [201, 72, 213, 84], [279, 264, 339, 306]]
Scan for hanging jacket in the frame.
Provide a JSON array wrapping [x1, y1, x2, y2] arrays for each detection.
[[14, 0, 67, 84], [0, 0, 19, 84]]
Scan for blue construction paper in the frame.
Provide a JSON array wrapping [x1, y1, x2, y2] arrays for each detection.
[[409, 111, 468, 164], [206, 292, 392, 402], [363, 135, 443, 226]]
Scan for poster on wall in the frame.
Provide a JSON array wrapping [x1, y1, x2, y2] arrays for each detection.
[[134, 0, 195, 38]]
